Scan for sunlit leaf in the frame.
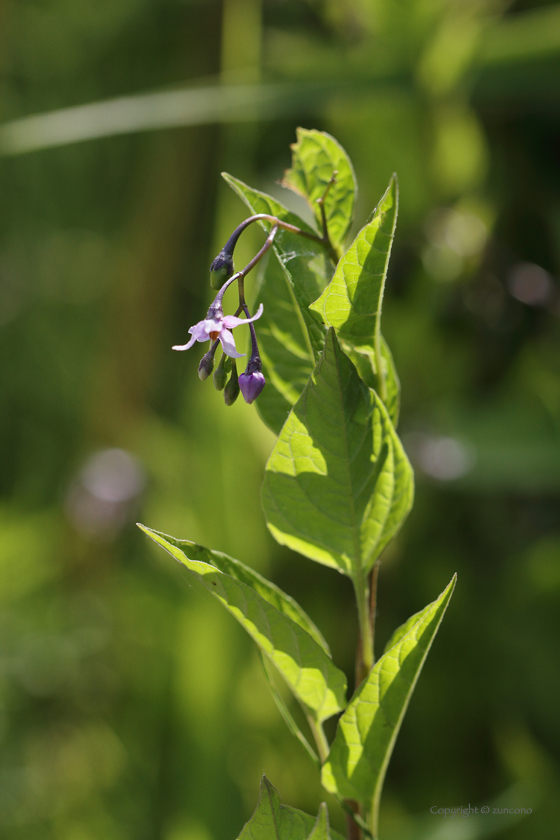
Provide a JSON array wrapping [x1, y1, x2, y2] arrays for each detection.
[[281, 127, 357, 251], [138, 525, 346, 722], [237, 776, 344, 840], [158, 530, 330, 654], [321, 576, 456, 824], [309, 176, 398, 404], [262, 329, 413, 578]]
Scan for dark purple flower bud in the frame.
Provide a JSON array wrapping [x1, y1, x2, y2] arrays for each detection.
[[239, 353, 266, 403], [239, 369, 266, 403]]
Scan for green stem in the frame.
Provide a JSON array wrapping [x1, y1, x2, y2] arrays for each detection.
[[354, 572, 373, 687], [307, 716, 329, 765], [369, 561, 380, 665]]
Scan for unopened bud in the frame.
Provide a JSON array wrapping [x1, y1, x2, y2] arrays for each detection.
[[239, 369, 266, 403], [213, 354, 228, 390], [198, 348, 216, 380], [210, 251, 234, 290], [224, 361, 240, 406]]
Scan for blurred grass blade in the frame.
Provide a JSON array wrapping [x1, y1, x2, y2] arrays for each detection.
[[281, 128, 357, 250], [262, 329, 413, 577], [238, 776, 344, 840], [0, 81, 332, 157], [321, 576, 456, 832], [138, 525, 347, 722]]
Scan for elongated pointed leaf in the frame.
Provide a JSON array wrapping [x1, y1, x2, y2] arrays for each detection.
[[138, 525, 346, 722], [223, 173, 332, 359], [321, 576, 456, 813], [310, 175, 398, 353], [262, 329, 413, 577], [253, 250, 315, 435], [309, 177, 399, 411], [306, 803, 332, 840], [238, 776, 344, 840], [157, 529, 330, 654], [281, 128, 357, 250]]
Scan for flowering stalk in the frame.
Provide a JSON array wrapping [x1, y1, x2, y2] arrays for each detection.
[[141, 133, 459, 840], [173, 173, 341, 407]]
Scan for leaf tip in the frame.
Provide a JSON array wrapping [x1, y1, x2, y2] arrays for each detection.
[[136, 522, 151, 536]]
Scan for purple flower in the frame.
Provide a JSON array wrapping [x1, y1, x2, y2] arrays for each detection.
[[172, 303, 264, 359], [239, 369, 266, 403], [238, 348, 266, 403]]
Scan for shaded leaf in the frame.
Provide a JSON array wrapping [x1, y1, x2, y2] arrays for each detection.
[[321, 576, 456, 817], [306, 803, 332, 840], [282, 128, 357, 250], [344, 337, 400, 428], [253, 250, 315, 435], [223, 173, 332, 359], [238, 777, 343, 840], [262, 329, 413, 578], [138, 525, 346, 722]]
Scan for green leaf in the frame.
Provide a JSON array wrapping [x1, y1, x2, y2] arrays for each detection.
[[138, 525, 346, 722], [309, 176, 398, 407], [344, 337, 400, 428], [306, 803, 332, 840], [222, 173, 332, 359], [281, 127, 357, 250], [262, 329, 413, 578], [253, 250, 315, 436], [260, 654, 320, 768], [321, 576, 456, 825], [158, 530, 330, 654], [310, 175, 397, 353], [237, 777, 344, 840]]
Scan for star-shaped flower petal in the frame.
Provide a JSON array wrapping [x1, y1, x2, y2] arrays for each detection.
[[172, 304, 264, 359]]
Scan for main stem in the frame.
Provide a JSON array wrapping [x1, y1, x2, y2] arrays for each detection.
[[352, 562, 381, 840], [354, 572, 374, 688]]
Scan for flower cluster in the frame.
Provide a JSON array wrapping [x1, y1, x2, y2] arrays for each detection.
[[172, 224, 268, 406]]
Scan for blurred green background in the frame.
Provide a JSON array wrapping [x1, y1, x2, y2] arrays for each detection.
[[1, 1, 560, 838]]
